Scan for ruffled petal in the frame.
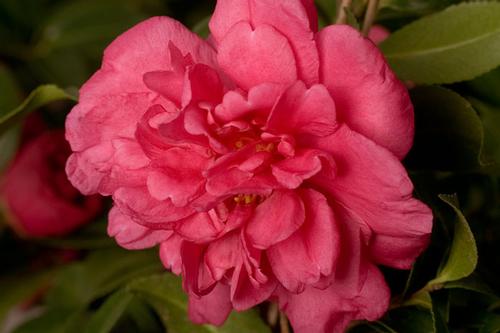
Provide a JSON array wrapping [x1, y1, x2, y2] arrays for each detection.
[[159, 233, 184, 275], [311, 125, 433, 269], [209, 0, 319, 84], [113, 187, 194, 228], [188, 283, 232, 326], [217, 22, 297, 90], [246, 190, 305, 249], [276, 263, 390, 333], [266, 81, 337, 137], [267, 189, 339, 293], [317, 25, 414, 159], [108, 206, 171, 249]]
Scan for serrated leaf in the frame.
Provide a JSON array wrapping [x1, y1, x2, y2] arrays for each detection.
[[83, 290, 134, 333], [427, 195, 478, 287], [128, 273, 271, 333], [380, 2, 500, 84], [404, 291, 433, 310], [405, 86, 485, 171], [466, 67, 500, 106], [0, 84, 74, 135]]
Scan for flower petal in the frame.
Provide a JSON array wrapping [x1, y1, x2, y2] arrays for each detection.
[[266, 81, 337, 137], [317, 25, 414, 159], [246, 190, 305, 249], [311, 125, 433, 269], [108, 206, 172, 249], [267, 189, 339, 293], [159, 233, 184, 275], [217, 22, 297, 90], [276, 263, 390, 333], [209, 0, 319, 84], [188, 283, 232, 326]]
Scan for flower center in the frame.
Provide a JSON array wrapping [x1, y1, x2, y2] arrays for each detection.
[[233, 194, 258, 205]]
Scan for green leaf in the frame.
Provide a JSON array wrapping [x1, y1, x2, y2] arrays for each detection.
[[128, 273, 271, 333], [383, 306, 436, 333], [380, 2, 500, 84], [0, 270, 56, 326], [404, 291, 433, 309], [466, 66, 500, 106], [405, 86, 485, 171], [0, 84, 74, 135], [468, 98, 500, 166], [46, 248, 162, 310], [83, 290, 134, 333], [11, 308, 85, 333], [444, 274, 498, 300], [427, 195, 478, 287], [480, 314, 500, 333]]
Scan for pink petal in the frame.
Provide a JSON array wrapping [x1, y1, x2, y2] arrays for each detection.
[[204, 232, 241, 281], [276, 263, 390, 333], [79, 17, 216, 102], [267, 189, 339, 293], [311, 125, 433, 269], [213, 83, 283, 124], [217, 22, 297, 90], [246, 190, 305, 249], [175, 212, 222, 243], [108, 206, 171, 249], [230, 260, 277, 311], [188, 283, 232, 326], [146, 147, 209, 206], [112, 187, 194, 228], [159, 233, 184, 275], [266, 81, 337, 137], [271, 149, 332, 189], [209, 0, 319, 84], [143, 70, 184, 106], [182, 63, 224, 107], [317, 25, 414, 159]]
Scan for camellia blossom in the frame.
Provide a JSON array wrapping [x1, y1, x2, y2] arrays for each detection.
[[65, 1, 433, 332], [1, 130, 102, 237]]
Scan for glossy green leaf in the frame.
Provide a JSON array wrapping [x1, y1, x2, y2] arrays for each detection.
[[0, 84, 74, 135], [128, 273, 271, 333], [11, 308, 85, 333], [427, 195, 478, 287], [405, 86, 485, 171], [466, 67, 500, 106], [380, 2, 500, 84], [192, 16, 210, 38], [83, 290, 134, 333], [404, 291, 433, 310], [469, 98, 500, 166]]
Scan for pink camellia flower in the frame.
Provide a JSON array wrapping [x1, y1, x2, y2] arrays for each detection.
[[1, 131, 103, 237], [65, 1, 433, 331]]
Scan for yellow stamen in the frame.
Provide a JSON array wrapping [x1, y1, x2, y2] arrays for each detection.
[[234, 194, 257, 205], [255, 142, 275, 153]]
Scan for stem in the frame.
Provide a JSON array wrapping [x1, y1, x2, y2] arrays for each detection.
[[362, 0, 380, 36], [279, 312, 291, 333], [335, 0, 353, 24], [267, 303, 279, 327]]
